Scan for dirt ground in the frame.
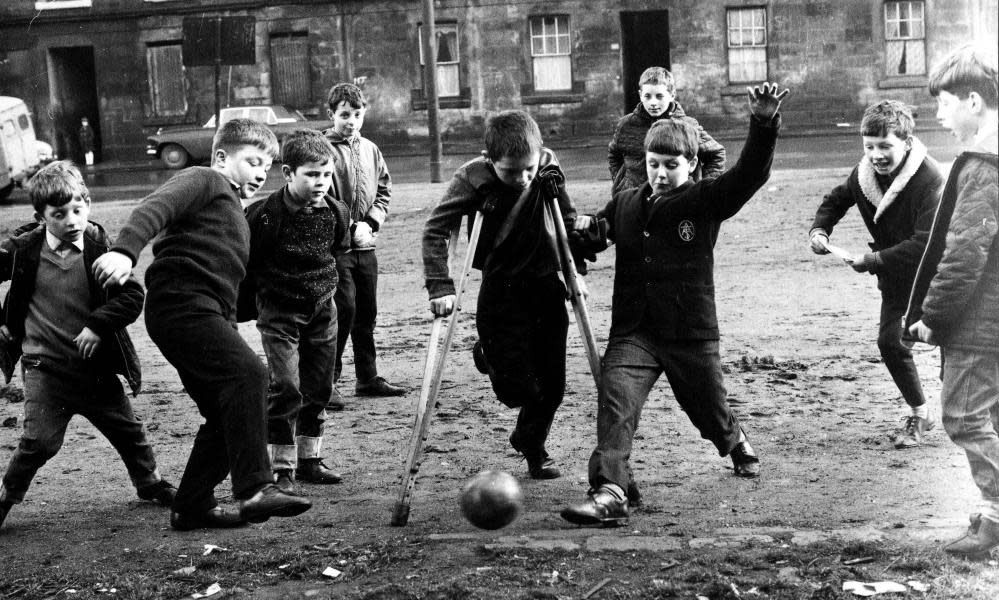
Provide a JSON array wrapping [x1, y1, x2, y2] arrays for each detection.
[[1, 167, 998, 599]]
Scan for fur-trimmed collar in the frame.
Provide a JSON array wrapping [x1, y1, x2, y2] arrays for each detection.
[[858, 137, 927, 223]]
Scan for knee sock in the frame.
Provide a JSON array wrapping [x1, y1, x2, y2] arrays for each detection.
[[911, 403, 928, 420], [598, 483, 626, 502]]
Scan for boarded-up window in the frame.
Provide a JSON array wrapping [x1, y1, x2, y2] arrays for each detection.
[[419, 23, 460, 97], [146, 42, 187, 117], [530, 15, 572, 91], [884, 1, 926, 76], [271, 32, 311, 107], [726, 7, 767, 83]]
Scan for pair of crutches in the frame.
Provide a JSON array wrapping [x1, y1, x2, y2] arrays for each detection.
[[390, 195, 601, 526]]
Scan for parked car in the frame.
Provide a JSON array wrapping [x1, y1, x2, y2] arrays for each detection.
[[0, 96, 53, 201], [146, 105, 333, 169]]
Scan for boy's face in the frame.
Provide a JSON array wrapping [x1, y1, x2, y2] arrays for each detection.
[[284, 159, 335, 206], [37, 195, 90, 244], [491, 151, 541, 190], [328, 101, 366, 137], [639, 84, 674, 118], [646, 151, 697, 194], [862, 132, 911, 176], [214, 145, 273, 199], [935, 90, 980, 143]]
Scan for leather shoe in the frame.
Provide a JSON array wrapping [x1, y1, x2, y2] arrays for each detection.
[[944, 516, 999, 557], [626, 481, 643, 508], [731, 439, 761, 478], [296, 459, 343, 484], [510, 434, 560, 479], [239, 484, 312, 524], [274, 469, 297, 494], [561, 488, 629, 527], [328, 387, 346, 411], [355, 376, 407, 397], [170, 507, 246, 531], [137, 479, 178, 506]]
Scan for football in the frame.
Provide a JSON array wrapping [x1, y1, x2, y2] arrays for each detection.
[[459, 470, 524, 530]]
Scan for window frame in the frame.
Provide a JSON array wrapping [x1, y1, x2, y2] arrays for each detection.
[[725, 6, 768, 85], [146, 41, 188, 118], [529, 14, 573, 93], [418, 21, 461, 98], [883, 0, 927, 77]]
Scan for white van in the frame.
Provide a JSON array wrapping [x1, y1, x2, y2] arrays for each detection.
[[0, 97, 51, 201]]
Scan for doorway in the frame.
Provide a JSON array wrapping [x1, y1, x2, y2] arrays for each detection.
[[47, 46, 100, 163], [619, 10, 671, 113]]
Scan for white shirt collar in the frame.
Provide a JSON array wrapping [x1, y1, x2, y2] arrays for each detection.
[[973, 122, 999, 155], [45, 229, 84, 252]]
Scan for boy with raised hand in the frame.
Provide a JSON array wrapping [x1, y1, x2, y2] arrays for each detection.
[[0, 161, 175, 530], [808, 100, 943, 449], [422, 110, 590, 480], [906, 44, 999, 557], [323, 83, 406, 408], [561, 83, 788, 527], [608, 66, 726, 195], [93, 118, 312, 531], [242, 129, 351, 494]]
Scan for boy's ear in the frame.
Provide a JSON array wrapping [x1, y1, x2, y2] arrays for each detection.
[[213, 148, 227, 167], [687, 156, 699, 174], [327, 107, 335, 120], [33, 211, 43, 224], [282, 164, 293, 180], [968, 91, 986, 114]]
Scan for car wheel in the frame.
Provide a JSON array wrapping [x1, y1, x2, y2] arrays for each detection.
[[160, 144, 190, 169]]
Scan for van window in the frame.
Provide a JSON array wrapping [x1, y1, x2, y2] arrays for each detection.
[[18, 114, 30, 130]]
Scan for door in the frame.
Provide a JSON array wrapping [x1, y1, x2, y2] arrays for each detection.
[[47, 46, 100, 163], [619, 10, 671, 113]]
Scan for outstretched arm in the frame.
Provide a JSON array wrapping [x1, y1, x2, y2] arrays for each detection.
[[747, 82, 789, 121]]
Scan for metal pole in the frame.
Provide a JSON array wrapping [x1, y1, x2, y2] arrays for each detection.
[[421, 0, 443, 182], [213, 16, 222, 128], [339, 0, 354, 83]]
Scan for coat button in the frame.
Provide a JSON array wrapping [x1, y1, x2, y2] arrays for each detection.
[[643, 231, 650, 237], [645, 256, 652, 263]]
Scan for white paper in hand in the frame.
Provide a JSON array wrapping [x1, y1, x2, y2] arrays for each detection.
[[819, 237, 855, 263]]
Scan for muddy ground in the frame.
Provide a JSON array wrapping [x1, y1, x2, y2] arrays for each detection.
[[0, 167, 997, 599]]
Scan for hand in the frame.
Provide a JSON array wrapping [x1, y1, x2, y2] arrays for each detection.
[[848, 252, 877, 273], [74, 327, 102, 359], [0, 325, 13, 345], [430, 294, 456, 318], [809, 231, 830, 255], [576, 276, 590, 300], [93, 251, 133, 288], [352, 221, 375, 248], [907, 320, 936, 345], [747, 82, 790, 121], [574, 215, 593, 231]]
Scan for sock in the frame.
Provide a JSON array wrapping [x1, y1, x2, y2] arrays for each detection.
[[598, 483, 626, 502], [911, 403, 928, 420]]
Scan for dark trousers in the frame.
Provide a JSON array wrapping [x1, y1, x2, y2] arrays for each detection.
[[589, 332, 741, 491], [144, 295, 273, 513], [476, 273, 568, 453], [1, 357, 160, 503], [333, 250, 379, 384], [878, 287, 926, 408]]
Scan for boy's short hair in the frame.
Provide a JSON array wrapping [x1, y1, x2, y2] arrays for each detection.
[[212, 117, 279, 159], [644, 119, 698, 159], [281, 129, 336, 171], [638, 66, 676, 94], [483, 110, 543, 161], [26, 160, 89, 213], [860, 100, 915, 139], [326, 82, 367, 110], [929, 44, 999, 110]]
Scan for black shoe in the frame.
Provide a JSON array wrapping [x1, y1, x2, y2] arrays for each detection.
[[626, 481, 643, 508], [472, 341, 489, 374], [274, 470, 297, 494], [328, 387, 346, 411], [170, 507, 247, 531], [296, 459, 343, 484], [561, 488, 629, 527], [355, 376, 407, 397], [0, 501, 12, 529], [239, 484, 312, 524], [510, 434, 561, 479], [137, 480, 178, 506], [731, 439, 761, 478]]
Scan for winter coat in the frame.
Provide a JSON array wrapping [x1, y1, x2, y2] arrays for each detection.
[[905, 151, 999, 352], [323, 129, 391, 250], [608, 101, 727, 195], [810, 138, 943, 292], [0, 221, 144, 394]]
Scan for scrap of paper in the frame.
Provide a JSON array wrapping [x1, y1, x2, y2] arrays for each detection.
[[843, 580, 907, 596], [819, 237, 855, 263]]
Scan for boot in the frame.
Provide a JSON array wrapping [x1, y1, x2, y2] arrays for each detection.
[[274, 469, 297, 495], [296, 459, 343, 484], [510, 433, 560, 479], [944, 516, 999, 557]]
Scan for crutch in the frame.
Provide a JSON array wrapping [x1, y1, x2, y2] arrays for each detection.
[[391, 212, 484, 526], [544, 195, 602, 390]]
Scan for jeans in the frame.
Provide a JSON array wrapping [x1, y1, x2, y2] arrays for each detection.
[[144, 294, 273, 513], [0, 356, 160, 504], [476, 273, 568, 453], [588, 332, 741, 491], [334, 250, 379, 384], [941, 347, 999, 507], [878, 288, 926, 408], [257, 295, 337, 467]]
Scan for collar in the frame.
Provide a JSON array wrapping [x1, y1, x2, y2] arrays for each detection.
[[857, 136, 928, 223], [45, 229, 84, 252], [281, 187, 327, 214], [973, 122, 999, 155]]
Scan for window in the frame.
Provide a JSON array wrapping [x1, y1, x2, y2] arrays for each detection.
[[726, 7, 767, 83], [146, 42, 188, 117], [270, 32, 311, 107], [419, 22, 460, 97], [34, 0, 91, 8], [530, 15, 572, 91], [884, 1, 926, 76]]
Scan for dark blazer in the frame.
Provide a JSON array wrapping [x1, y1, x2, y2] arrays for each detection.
[[597, 115, 779, 341], [0, 221, 144, 394]]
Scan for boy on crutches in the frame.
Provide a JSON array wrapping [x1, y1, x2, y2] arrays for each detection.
[[421, 110, 593, 480]]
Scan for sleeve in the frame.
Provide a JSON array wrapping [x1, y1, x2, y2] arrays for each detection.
[[331, 196, 353, 255], [364, 145, 392, 231], [876, 168, 944, 271], [697, 115, 780, 221], [542, 159, 590, 275], [595, 194, 619, 245], [695, 122, 726, 180], [423, 171, 477, 299], [608, 124, 625, 180], [810, 177, 857, 237], [86, 273, 145, 337], [921, 169, 999, 333]]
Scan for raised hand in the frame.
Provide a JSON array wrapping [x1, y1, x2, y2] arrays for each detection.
[[747, 82, 790, 121]]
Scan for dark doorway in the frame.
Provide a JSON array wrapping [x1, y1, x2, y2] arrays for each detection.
[[620, 10, 671, 113], [48, 46, 100, 163]]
